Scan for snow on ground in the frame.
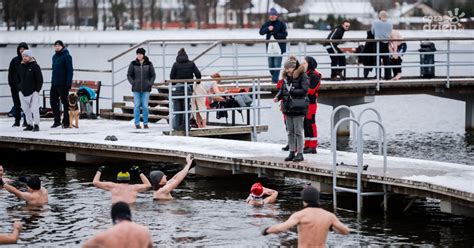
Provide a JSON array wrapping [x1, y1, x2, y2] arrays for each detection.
[[0, 29, 473, 44]]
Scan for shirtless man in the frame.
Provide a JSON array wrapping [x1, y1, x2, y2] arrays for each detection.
[[93, 166, 151, 204], [0, 165, 13, 184], [0, 221, 22, 244], [150, 154, 195, 200], [83, 201, 152, 248], [246, 182, 278, 207], [1, 176, 48, 206], [262, 186, 350, 247]]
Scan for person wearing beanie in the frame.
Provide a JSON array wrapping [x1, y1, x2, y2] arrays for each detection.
[[274, 56, 308, 162], [246, 182, 278, 207], [83, 201, 152, 247], [126, 47, 156, 129], [18, 49, 44, 132], [259, 7, 288, 84], [261, 186, 350, 246], [301, 56, 321, 154], [7, 42, 29, 127], [169, 48, 202, 131], [150, 154, 195, 200], [50, 40, 74, 128], [1, 175, 48, 206], [93, 165, 151, 204], [323, 20, 350, 81]]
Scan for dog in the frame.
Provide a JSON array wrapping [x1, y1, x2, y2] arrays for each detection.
[[68, 92, 79, 128]]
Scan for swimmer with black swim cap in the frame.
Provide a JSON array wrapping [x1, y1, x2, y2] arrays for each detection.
[[150, 154, 194, 200], [83, 201, 152, 248], [1, 176, 48, 206], [93, 166, 151, 204], [246, 182, 278, 207], [262, 185, 350, 247]]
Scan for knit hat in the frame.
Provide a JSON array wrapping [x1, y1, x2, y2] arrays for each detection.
[[178, 48, 187, 56], [54, 40, 65, 47], [284, 56, 298, 69], [149, 170, 165, 189], [269, 7, 278, 16], [22, 50, 33, 58], [136, 48, 146, 55]]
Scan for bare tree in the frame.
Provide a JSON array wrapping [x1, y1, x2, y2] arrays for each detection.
[[227, 0, 252, 28], [139, 0, 144, 29], [130, 0, 135, 21], [92, 0, 99, 30], [150, 0, 156, 29], [73, 0, 80, 29], [3, 0, 11, 31], [110, 0, 126, 30], [274, 0, 305, 13]]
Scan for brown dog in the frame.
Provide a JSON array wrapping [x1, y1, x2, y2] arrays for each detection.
[[68, 93, 79, 128]]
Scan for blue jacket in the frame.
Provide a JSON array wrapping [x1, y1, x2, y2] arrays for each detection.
[[259, 19, 288, 54], [51, 48, 73, 87]]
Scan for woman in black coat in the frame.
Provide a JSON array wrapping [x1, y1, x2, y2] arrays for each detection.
[[274, 56, 308, 162]]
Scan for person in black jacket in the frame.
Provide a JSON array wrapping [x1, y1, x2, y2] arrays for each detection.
[[324, 20, 350, 80], [274, 56, 308, 162], [17, 50, 44, 132], [259, 8, 288, 84], [8, 42, 29, 127], [359, 30, 376, 79], [169, 48, 201, 131], [127, 48, 156, 129], [50, 40, 74, 128]]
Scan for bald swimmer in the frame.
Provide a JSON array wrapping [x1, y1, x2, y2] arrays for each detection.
[[262, 186, 350, 247]]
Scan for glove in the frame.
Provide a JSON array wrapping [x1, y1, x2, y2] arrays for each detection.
[[97, 166, 106, 173], [262, 227, 270, 236], [130, 166, 142, 175], [0, 178, 4, 187], [190, 160, 197, 169]]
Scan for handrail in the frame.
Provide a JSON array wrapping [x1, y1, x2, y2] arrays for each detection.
[[161, 75, 271, 84], [192, 41, 222, 62], [0, 68, 112, 73]]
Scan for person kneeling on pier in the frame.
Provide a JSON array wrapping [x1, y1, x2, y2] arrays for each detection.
[[246, 182, 278, 207], [0, 221, 23, 244], [262, 186, 350, 247], [0, 176, 48, 206], [83, 201, 152, 248], [93, 166, 151, 204], [150, 154, 195, 200]]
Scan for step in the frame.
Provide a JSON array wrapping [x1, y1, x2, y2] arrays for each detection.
[[120, 106, 169, 115], [111, 113, 169, 122], [150, 93, 169, 101], [123, 96, 169, 107]]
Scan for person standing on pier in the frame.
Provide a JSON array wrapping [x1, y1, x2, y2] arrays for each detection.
[[17, 50, 43, 132], [0, 221, 22, 244], [127, 48, 156, 129], [149, 154, 194, 200], [324, 20, 350, 81], [302, 56, 321, 154], [83, 202, 152, 248], [93, 166, 151, 204], [8, 42, 29, 128], [371, 11, 393, 80], [274, 56, 308, 162], [259, 7, 288, 84], [1, 176, 48, 206], [389, 30, 407, 80], [246, 182, 278, 207], [262, 186, 350, 246], [50, 40, 74, 129]]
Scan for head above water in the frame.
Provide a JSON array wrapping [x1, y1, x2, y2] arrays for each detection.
[[149, 170, 166, 190], [117, 171, 130, 183], [250, 182, 264, 197], [111, 201, 132, 224], [301, 186, 320, 208], [24, 176, 41, 191]]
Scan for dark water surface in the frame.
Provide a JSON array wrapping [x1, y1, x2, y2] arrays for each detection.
[[1, 150, 473, 246]]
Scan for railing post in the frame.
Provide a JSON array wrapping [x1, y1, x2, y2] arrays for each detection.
[[232, 43, 237, 77], [446, 39, 451, 88], [251, 78, 257, 141], [168, 81, 173, 136], [376, 41, 380, 91], [162, 41, 166, 82], [257, 78, 261, 125], [184, 82, 189, 137], [111, 60, 115, 110]]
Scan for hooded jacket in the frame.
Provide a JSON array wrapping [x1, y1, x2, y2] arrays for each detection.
[[18, 58, 43, 97], [259, 18, 288, 54], [305, 56, 322, 103], [127, 56, 156, 92], [8, 42, 29, 89], [276, 64, 309, 116], [51, 48, 73, 87], [169, 51, 201, 83]]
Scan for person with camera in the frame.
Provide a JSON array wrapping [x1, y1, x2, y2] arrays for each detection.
[[274, 56, 308, 162]]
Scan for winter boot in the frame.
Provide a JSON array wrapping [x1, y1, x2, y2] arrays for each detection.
[[303, 147, 317, 154], [143, 124, 149, 129], [33, 125, 40, 132], [23, 125, 33, 131], [285, 152, 295, 162], [281, 144, 289, 151], [135, 124, 142, 129], [12, 120, 20, 127], [51, 122, 61, 128], [293, 153, 304, 162]]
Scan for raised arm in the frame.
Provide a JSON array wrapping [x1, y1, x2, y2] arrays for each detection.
[[263, 212, 300, 235], [263, 187, 278, 204], [331, 214, 350, 235], [131, 166, 151, 193], [0, 221, 22, 244], [3, 183, 27, 200], [92, 166, 116, 191], [159, 155, 193, 194]]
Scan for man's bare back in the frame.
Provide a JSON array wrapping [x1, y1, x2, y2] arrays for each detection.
[[110, 184, 140, 204], [83, 221, 152, 248], [21, 188, 48, 206]]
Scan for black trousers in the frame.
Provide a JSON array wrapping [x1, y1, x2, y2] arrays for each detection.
[[378, 42, 391, 80], [50, 85, 70, 126], [326, 47, 346, 78], [10, 87, 22, 122]]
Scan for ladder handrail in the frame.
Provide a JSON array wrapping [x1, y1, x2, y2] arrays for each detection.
[[357, 108, 383, 155]]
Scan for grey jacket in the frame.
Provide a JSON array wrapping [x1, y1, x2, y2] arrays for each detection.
[[127, 57, 156, 92]]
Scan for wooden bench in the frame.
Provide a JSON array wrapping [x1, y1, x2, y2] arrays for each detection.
[[43, 80, 101, 114]]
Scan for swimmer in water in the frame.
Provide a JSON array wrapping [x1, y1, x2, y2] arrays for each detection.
[[0, 165, 13, 184], [0, 221, 22, 244], [246, 182, 278, 207], [83, 201, 152, 248], [93, 166, 151, 204], [262, 186, 350, 247], [1, 176, 48, 206], [150, 154, 195, 200]]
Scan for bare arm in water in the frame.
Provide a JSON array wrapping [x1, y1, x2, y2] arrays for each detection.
[[331, 214, 350, 234], [158, 155, 193, 195], [265, 212, 300, 234], [0, 222, 22, 244], [3, 183, 30, 201], [132, 168, 152, 193], [263, 187, 278, 204], [92, 169, 116, 191]]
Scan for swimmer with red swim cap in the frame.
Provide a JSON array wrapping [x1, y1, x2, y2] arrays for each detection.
[[246, 182, 278, 207]]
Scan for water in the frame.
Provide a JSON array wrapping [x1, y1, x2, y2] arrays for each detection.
[[1, 151, 474, 246]]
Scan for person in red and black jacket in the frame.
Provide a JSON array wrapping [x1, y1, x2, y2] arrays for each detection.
[[302, 56, 321, 154]]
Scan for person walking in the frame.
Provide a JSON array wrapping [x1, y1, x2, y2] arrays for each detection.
[[259, 7, 288, 84], [274, 56, 308, 162], [17, 50, 43, 132], [302, 56, 321, 154], [324, 20, 350, 81], [50, 40, 74, 128], [169, 48, 201, 131], [8, 42, 29, 127], [127, 48, 156, 129], [371, 11, 393, 80]]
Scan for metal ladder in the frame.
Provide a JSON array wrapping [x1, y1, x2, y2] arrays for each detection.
[[331, 106, 388, 213]]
